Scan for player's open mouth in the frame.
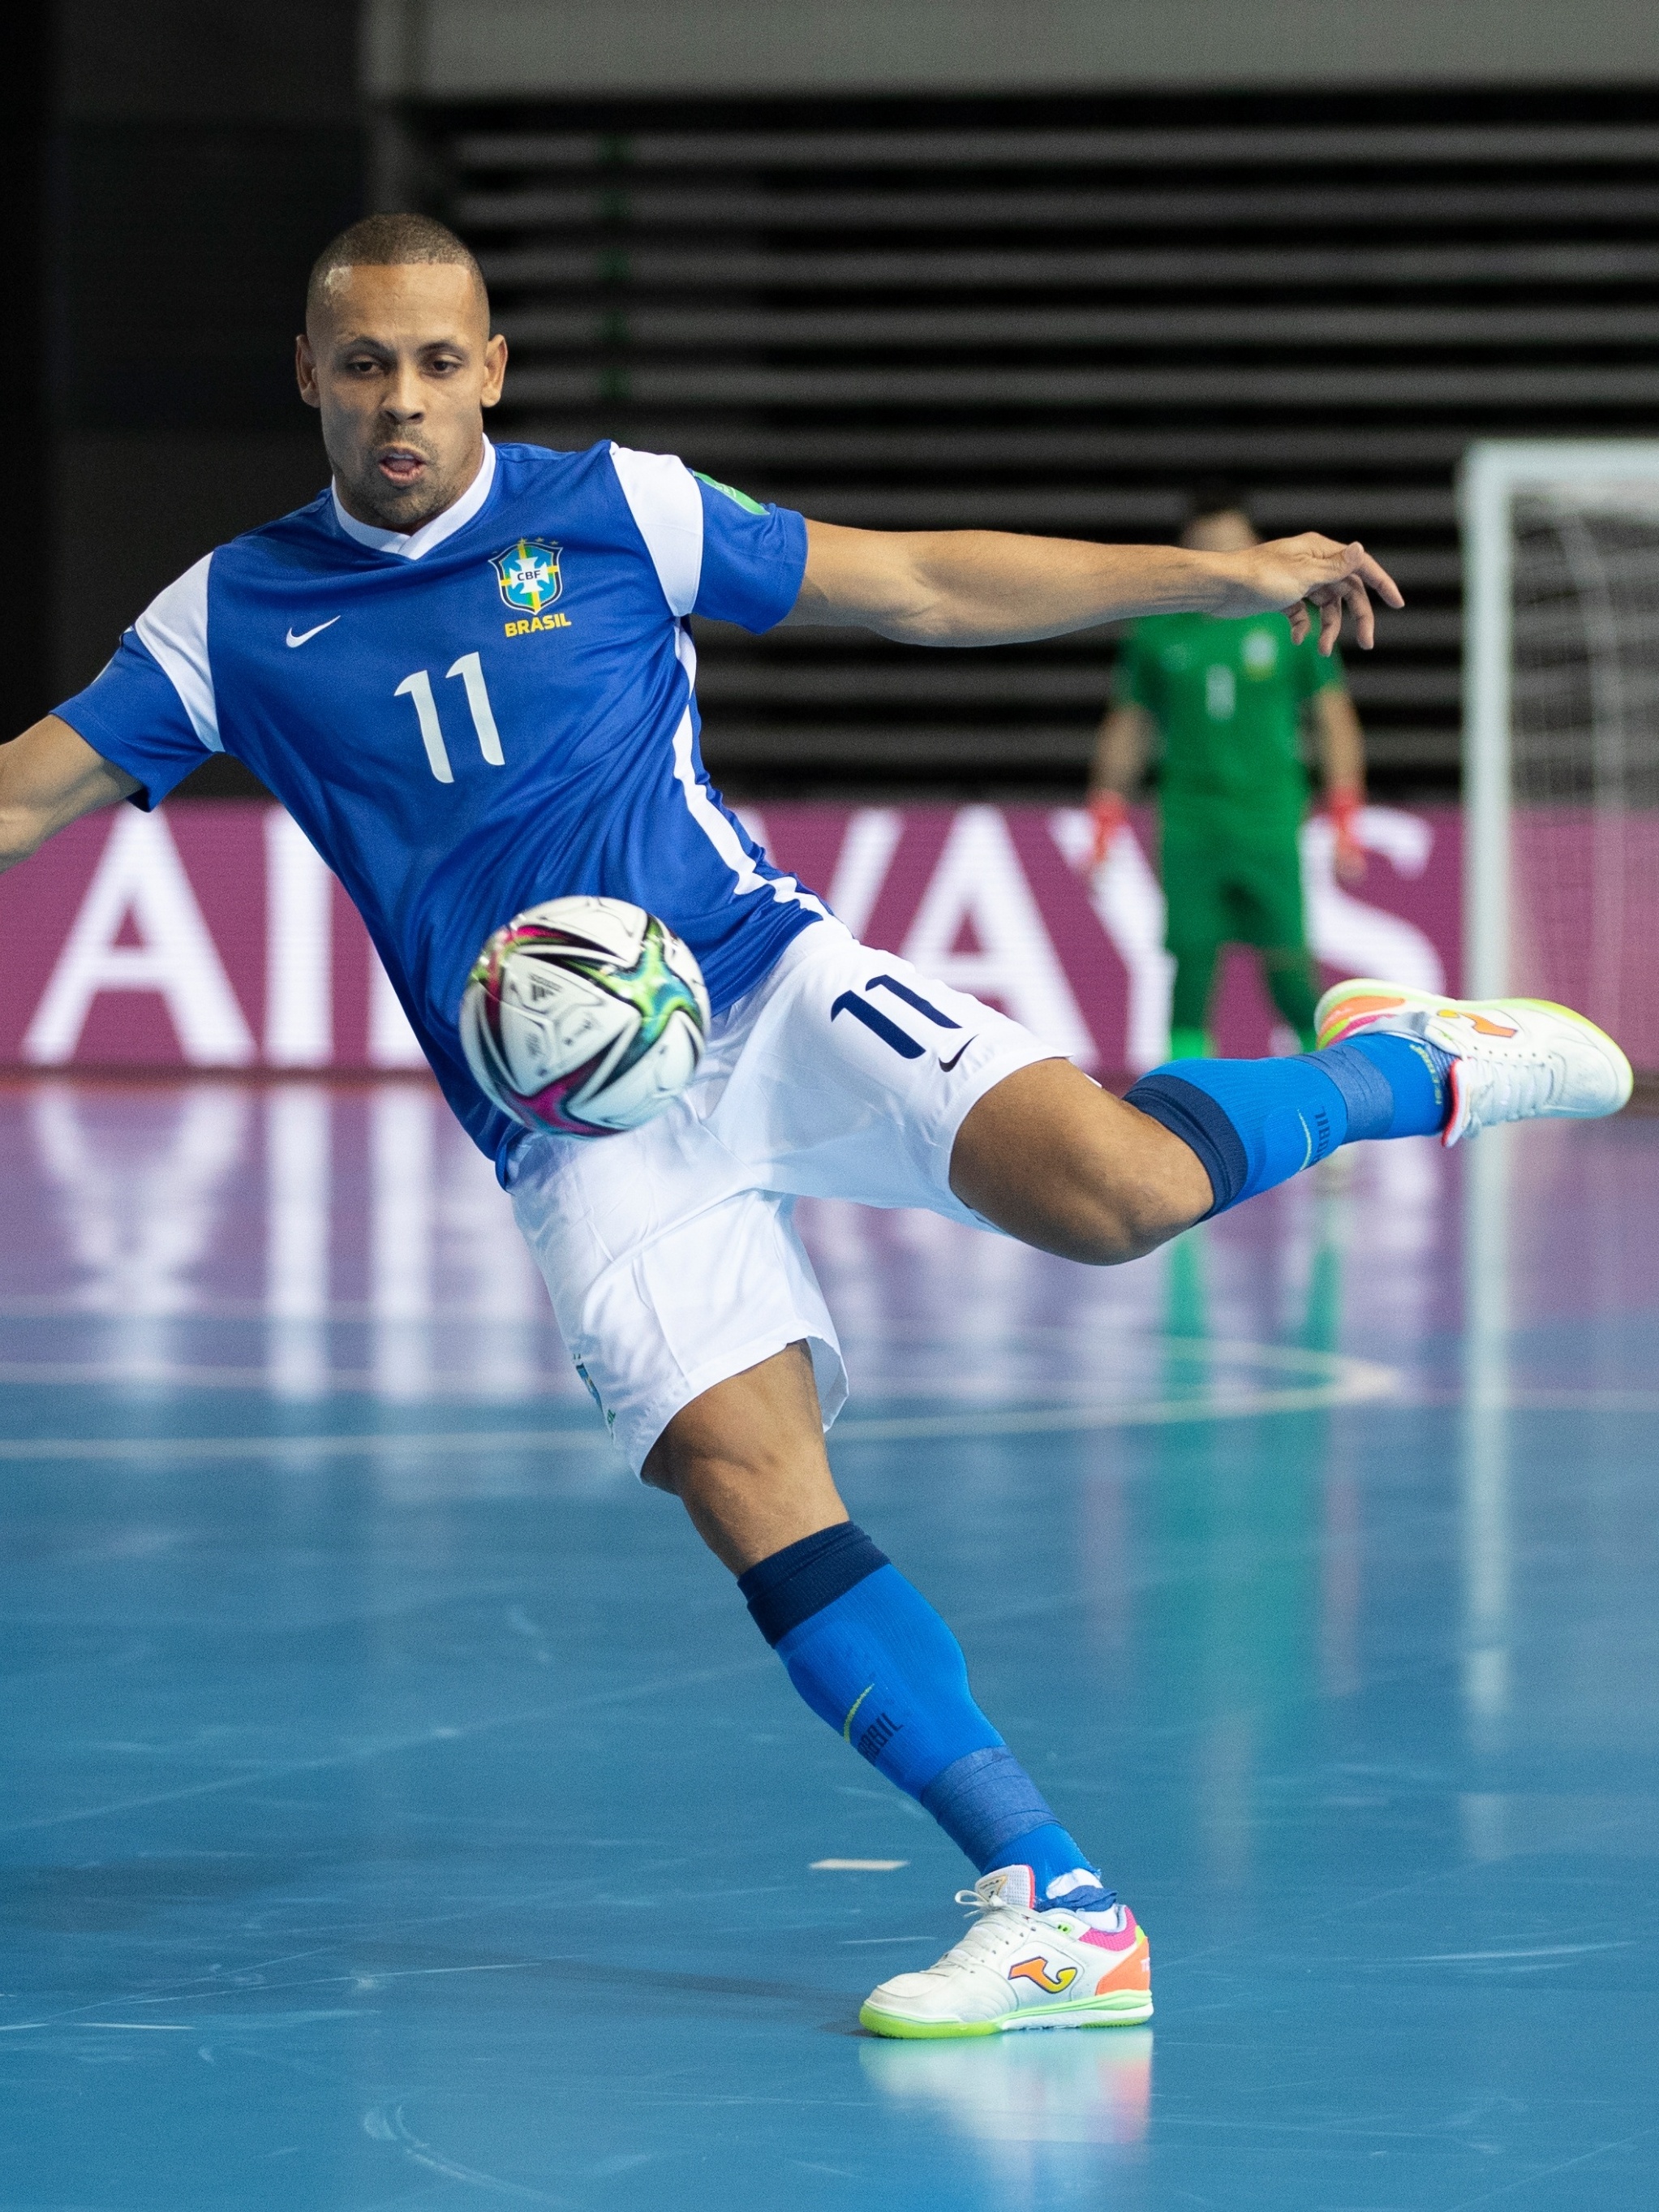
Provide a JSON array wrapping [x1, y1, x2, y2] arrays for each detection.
[[376, 448, 428, 486]]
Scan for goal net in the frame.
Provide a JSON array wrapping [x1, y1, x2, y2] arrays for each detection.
[[1463, 441, 1659, 1071]]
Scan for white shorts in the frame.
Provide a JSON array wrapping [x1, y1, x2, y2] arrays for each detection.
[[508, 920, 1055, 1472]]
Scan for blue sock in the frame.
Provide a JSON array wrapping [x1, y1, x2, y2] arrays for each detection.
[[1125, 1032, 1455, 1216], [739, 1525, 1111, 1906], [1342, 1033, 1454, 1138]]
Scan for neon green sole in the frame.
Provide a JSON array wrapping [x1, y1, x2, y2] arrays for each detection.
[[859, 1991, 1154, 2040]]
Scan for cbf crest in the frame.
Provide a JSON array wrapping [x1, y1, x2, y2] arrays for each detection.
[[491, 538, 563, 614]]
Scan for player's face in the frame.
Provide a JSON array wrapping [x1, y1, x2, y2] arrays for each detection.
[[296, 263, 508, 531]]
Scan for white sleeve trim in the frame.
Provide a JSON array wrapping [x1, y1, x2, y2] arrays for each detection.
[[608, 444, 703, 618], [669, 627, 829, 922], [133, 553, 221, 753]]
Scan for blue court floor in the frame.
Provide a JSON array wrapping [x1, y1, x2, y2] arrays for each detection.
[[2, 1078, 1656, 2210]]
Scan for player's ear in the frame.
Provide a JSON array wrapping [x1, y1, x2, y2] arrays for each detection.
[[481, 330, 508, 411], [295, 333, 320, 410]]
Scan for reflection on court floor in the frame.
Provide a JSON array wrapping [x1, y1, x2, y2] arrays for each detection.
[[2, 1081, 1657, 2211], [0, 1078, 1446, 1405]]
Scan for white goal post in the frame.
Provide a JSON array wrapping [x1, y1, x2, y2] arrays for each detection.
[[1461, 440, 1659, 1067]]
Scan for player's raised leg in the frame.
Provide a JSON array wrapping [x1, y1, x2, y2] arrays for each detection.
[[951, 980, 1632, 1252]]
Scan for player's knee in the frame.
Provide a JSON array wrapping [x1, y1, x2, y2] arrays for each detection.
[[647, 1433, 794, 1497], [1020, 1160, 1193, 1267], [952, 1069, 1213, 1263], [1063, 1191, 1183, 1267], [1061, 1116, 1215, 1263], [643, 1431, 764, 1499]]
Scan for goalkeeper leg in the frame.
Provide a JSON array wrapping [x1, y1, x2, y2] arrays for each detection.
[[1236, 837, 1319, 1053], [1160, 832, 1230, 1060], [1167, 939, 1220, 1061]]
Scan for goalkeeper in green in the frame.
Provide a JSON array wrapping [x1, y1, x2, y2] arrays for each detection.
[[1087, 488, 1369, 1058]]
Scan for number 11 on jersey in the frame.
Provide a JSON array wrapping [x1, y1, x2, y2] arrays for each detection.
[[394, 654, 505, 783]]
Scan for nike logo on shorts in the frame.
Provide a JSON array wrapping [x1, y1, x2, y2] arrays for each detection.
[[938, 1039, 974, 1072], [286, 618, 341, 648]]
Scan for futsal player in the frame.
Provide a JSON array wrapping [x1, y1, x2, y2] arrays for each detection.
[[0, 217, 1631, 2039], [1088, 484, 1372, 1059]]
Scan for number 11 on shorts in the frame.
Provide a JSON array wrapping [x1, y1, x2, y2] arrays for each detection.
[[831, 975, 961, 1060]]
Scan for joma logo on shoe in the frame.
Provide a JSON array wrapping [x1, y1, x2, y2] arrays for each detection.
[[1008, 1956, 1077, 1993]]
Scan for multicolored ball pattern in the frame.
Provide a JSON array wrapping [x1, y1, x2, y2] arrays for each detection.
[[460, 896, 711, 1138]]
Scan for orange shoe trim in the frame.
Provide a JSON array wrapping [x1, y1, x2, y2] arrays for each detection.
[[1092, 1931, 1151, 1998], [1319, 992, 1407, 1045]]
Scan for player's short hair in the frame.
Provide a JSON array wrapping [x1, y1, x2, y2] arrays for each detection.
[[306, 213, 490, 325], [1184, 478, 1252, 530]]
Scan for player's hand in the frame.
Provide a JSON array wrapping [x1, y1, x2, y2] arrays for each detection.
[[1211, 535, 1403, 652], [1327, 790, 1367, 883], [1086, 790, 1127, 869]]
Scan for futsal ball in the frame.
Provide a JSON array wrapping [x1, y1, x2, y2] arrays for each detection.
[[460, 896, 711, 1138]]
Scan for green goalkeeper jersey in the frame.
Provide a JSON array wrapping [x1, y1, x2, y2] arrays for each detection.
[[1112, 609, 1344, 838]]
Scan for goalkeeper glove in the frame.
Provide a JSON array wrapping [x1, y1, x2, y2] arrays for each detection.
[[1328, 790, 1366, 882], [1087, 790, 1128, 869]]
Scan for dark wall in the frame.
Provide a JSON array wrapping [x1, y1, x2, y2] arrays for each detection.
[[2, 8, 56, 738], [44, 0, 364, 747], [416, 84, 1659, 803]]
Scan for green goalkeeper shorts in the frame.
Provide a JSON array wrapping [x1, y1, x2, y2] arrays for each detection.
[[1159, 828, 1309, 962]]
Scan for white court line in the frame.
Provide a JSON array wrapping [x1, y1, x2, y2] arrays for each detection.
[[19, 1362, 1654, 1415], [0, 1349, 1406, 1461], [811, 1858, 909, 1871], [0, 1296, 564, 1323], [0, 1428, 610, 1463], [365, 2104, 573, 2206], [0, 1361, 574, 1396], [1403, 1942, 1632, 1962], [833, 1377, 1399, 1442], [0, 1395, 1357, 1461]]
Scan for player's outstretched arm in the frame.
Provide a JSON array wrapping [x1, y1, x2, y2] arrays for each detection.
[[0, 718, 141, 876], [786, 520, 1403, 653]]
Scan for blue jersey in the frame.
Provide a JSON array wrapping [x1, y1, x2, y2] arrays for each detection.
[[57, 439, 827, 1171]]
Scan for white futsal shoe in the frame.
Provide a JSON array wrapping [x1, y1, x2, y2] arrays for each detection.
[[859, 1866, 1152, 2039], [1315, 979, 1633, 1147]]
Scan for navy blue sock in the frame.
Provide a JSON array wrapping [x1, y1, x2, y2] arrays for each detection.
[[1125, 1032, 1454, 1216], [739, 1526, 1108, 1903]]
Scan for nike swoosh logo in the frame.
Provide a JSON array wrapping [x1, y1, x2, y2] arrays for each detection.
[[841, 1683, 875, 1742], [286, 618, 341, 648], [939, 1039, 976, 1072]]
